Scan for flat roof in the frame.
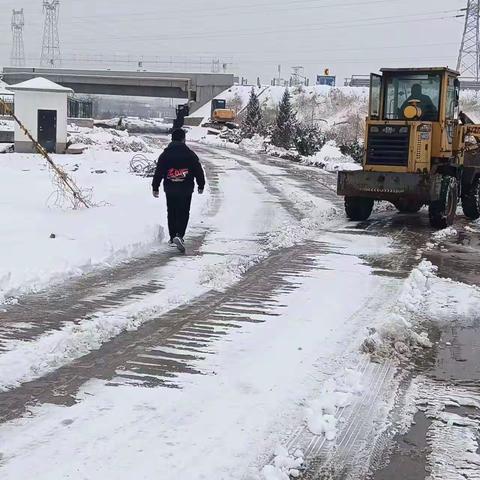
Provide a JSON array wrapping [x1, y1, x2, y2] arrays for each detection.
[[380, 67, 460, 75]]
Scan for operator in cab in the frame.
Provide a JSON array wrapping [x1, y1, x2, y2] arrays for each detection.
[[401, 84, 438, 121]]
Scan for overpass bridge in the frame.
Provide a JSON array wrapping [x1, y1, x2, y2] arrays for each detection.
[[1, 67, 235, 113]]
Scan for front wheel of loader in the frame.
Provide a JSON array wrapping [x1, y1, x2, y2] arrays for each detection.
[[393, 199, 423, 214], [462, 177, 480, 220], [345, 196, 374, 221], [429, 176, 458, 229]]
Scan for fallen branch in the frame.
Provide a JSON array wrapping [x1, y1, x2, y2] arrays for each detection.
[[0, 97, 93, 209]]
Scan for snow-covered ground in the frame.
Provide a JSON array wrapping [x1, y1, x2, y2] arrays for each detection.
[[1, 126, 479, 479], [0, 149, 172, 303], [0, 231, 395, 480]]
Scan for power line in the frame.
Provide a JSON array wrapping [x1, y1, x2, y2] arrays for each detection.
[[59, 0, 419, 23], [94, 11, 462, 43]]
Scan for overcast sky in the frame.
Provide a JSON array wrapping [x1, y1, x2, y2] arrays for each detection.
[[0, 0, 467, 84]]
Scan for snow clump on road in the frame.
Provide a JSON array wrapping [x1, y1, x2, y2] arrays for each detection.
[[361, 260, 436, 360], [305, 369, 364, 441], [261, 446, 304, 479], [431, 226, 458, 242]]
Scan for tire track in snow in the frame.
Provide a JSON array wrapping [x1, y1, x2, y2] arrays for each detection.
[[0, 160, 223, 352], [0, 241, 331, 422]]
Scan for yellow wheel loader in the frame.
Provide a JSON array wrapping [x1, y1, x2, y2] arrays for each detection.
[[337, 67, 480, 228]]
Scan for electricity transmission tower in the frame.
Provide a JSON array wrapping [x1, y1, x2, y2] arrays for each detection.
[[457, 0, 480, 80], [40, 0, 61, 67], [11, 9, 25, 67]]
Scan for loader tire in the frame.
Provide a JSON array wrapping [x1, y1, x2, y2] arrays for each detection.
[[462, 177, 480, 220], [393, 199, 423, 214], [429, 176, 458, 229], [345, 196, 374, 221]]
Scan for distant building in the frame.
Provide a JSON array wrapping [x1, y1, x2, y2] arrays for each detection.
[[7, 77, 73, 154]]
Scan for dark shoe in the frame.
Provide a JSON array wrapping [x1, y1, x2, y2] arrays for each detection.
[[173, 236, 185, 253]]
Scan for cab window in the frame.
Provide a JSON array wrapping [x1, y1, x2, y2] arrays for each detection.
[[383, 73, 441, 122], [446, 77, 458, 120]]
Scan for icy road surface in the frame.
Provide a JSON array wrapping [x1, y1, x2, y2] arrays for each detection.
[[0, 145, 479, 479]]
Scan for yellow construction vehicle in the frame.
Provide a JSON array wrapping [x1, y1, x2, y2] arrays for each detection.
[[210, 99, 236, 124], [337, 67, 480, 228]]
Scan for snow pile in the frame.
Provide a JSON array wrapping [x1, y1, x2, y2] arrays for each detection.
[[431, 226, 458, 242], [0, 144, 14, 154], [199, 254, 259, 291], [261, 447, 304, 479], [0, 119, 14, 132], [96, 117, 173, 134], [68, 126, 153, 153], [189, 129, 360, 172], [0, 309, 138, 391], [364, 255, 480, 361], [306, 369, 363, 440], [361, 260, 436, 359], [303, 141, 361, 172]]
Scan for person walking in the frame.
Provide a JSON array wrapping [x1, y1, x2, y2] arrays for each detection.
[[152, 129, 206, 253]]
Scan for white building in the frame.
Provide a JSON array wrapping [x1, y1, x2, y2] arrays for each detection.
[[7, 77, 73, 154]]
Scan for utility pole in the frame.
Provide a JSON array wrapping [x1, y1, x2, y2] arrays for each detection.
[[458, 0, 480, 80], [11, 9, 26, 67], [40, 0, 61, 67]]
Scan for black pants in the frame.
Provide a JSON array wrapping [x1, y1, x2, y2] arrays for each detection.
[[165, 192, 192, 240]]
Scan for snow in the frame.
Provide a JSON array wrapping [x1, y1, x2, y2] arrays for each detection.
[[305, 369, 364, 441], [361, 260, 436, 360], [432, 226, 458, 241], [399, 377, 480, 480], [0, 142, 403, 479], [67, 125, 156, 152], [7, 77, 73, 93], [2, 131, 479, 478], [0, 148, 186, 304], [261, 447, 304, 479], [303, 140, 361, 172], [0, 145, 339, 389], [0, 79, 14, 99], [96, 117, 173, 134], [0, 143, 14, 153], [188, 84, 368, 128], [0, 119, 14, 132], [0, 226, 394, 479]]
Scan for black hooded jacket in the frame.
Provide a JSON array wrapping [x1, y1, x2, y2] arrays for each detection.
[[152, 142, 206, 194]]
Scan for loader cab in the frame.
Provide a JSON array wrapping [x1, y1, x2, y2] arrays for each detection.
[[211, 99, 227, 118], [366, 67, 460, 172]]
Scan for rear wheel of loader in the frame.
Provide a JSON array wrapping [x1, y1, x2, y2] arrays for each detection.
[[462, 177, 480, 220], [429, 176, 458, 229], [345, 196, 374, 221], [393, 199, 423, 214]]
